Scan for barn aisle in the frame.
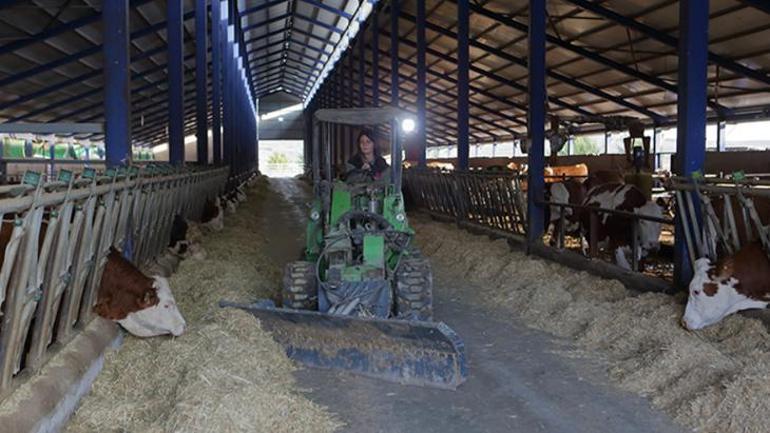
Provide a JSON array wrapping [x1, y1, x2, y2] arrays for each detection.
[[256, 178, 684, 433], [64, 178, 342, 433]]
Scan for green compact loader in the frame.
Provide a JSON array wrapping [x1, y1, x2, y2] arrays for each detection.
[[222, 107, 466, 389]]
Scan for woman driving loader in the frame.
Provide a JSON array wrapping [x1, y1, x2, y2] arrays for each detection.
[[345, 129, 389, 183]]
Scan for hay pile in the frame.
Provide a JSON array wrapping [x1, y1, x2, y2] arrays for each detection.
[[414, 216, 770, 433], [66, 178, 342, 433]]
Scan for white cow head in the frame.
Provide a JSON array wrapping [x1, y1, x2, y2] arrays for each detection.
[[635, 201, 663, 254], [549, 182, 579, 232], [682, 258, 768, 330], [118, 277, 186, 337]]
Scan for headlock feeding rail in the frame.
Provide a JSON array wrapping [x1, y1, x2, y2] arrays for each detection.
[[0, 165, 228, 402]]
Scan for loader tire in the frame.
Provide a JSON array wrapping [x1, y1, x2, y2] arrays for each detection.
[[282, 261, 317, 310], [394, 258, 433, 321]]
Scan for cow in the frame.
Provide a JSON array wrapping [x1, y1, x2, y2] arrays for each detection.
[[682, 242, 770, 330], [167, 214, 206, 260], [547, 178, 586, 241], [579, 183, 663, 270], [94, 248, 186, 337], [223, 191, 238, 214], [200, 196, 224, 232]]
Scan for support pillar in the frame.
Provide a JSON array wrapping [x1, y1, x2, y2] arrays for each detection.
[[416, 0, 427, 168], [674, 0, 709, 288], [195, 0, 208, 164], [527, 0, 546, 248], [390, 0, 399, 108], [167, 0, 184, 165], [212, 0, 222, 163], [371, 8, 380, 106], [716, 120, 727, 152], [457, 0, 470, 170], [103, 0, 131, 168]]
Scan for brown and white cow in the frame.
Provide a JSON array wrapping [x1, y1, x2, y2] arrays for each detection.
[[547, 178, 586, 238], [580, 183, 663, 270], [682, 243, 770, 330], [94, 248, 186, 337]]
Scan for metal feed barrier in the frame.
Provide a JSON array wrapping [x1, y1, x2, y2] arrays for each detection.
[[404, 169, 528, 235], [404, 169, 674, 282], [0, 164, 228, 401], [670, 175, 770, 266]]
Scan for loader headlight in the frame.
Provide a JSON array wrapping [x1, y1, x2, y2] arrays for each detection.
[[401, 118, 416, 133], [395, 213, 405, 222], [310, 210, 320, 221]]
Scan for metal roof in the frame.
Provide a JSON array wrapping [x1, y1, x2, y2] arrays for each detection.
[[0, 1, 769, 148]]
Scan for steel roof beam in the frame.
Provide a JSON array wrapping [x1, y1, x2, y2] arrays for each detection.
[[397, 10, 664, 121], [741, 0, 770, 15], [293, 13, 344, 34], [464, 2, 729, 115], [244, 27, 286, 51], [299, 0, 353, 20], [379, 27, 585, 118], [358, 49, 523, 134], [240, 0, 287, 16], [0, 9, 196, 90], [290, 27, 335, 51], [246, 38, 286, 55], [0, 0, 153, 57], [566, 0, 770, 87], [243, 12, 291, 32]]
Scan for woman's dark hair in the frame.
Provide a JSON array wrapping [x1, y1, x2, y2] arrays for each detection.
[[356, 129, 380, 156]]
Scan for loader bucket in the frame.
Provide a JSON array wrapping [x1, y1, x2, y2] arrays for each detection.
[[220, 300, 468, 390]]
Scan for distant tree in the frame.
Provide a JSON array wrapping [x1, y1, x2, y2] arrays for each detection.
[[268, 152, 289, 164], [572, 136, 600, 155]]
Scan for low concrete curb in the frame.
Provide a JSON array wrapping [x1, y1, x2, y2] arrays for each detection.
[[0, 318, 121, 433]]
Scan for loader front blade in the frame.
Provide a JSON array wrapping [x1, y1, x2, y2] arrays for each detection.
[[219, 300, 467, 390]]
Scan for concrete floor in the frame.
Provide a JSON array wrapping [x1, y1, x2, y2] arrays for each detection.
[[261, 178, 685, 433]]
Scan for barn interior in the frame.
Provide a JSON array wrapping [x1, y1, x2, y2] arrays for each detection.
[[1, 1, 770, 433]]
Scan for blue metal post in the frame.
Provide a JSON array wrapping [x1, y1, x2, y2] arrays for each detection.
[[416, 0, 427, 168], [168, 0, 185, 165], [371, 8, 379, 106], [674, 0, 709, 288], [456, 0, 470, 170], [527, 0, 546, 247], [222, 3, 233, 171], [358, 38, 365, 107], [103, 0, 131, 168], [390, 0, 399, 107], [195, 0, 208, 164], [212, 0, 222, 164]]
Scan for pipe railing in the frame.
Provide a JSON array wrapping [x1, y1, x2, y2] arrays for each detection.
[[0, 164, 229, 402]]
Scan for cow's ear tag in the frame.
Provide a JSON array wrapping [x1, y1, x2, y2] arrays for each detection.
[[22, 170, 41, 187], [691, 170, 703, 180], [732, 171, 745, 181]]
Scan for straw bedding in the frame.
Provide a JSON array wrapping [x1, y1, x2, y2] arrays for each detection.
[[65, 178, 341, 433], [413, 216, 770, 433]]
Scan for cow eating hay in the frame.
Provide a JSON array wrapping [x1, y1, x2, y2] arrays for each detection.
[[65, 178, 342, 433]]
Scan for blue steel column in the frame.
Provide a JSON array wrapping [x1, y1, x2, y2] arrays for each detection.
[[416, 0, 427, 168], [195, 0, 208, 164], [390, 0, 399, 107], [168, 0, 185, 165], [103, 0, 131, 168], [212, 0, 222, 163], [358, 38, 365, 107], [222, 3, 233, 171], [456, 0, 470, 170], [371, 8, 379, 106], [527, 0, 546, 247], [674, 0, 709, 287]]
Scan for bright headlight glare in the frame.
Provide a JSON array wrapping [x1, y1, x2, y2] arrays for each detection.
[[401, 118, 416, 133]]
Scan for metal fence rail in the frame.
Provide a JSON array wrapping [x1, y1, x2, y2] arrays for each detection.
[[404, 169, 527, 235], [0, 165, 229, 401]]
